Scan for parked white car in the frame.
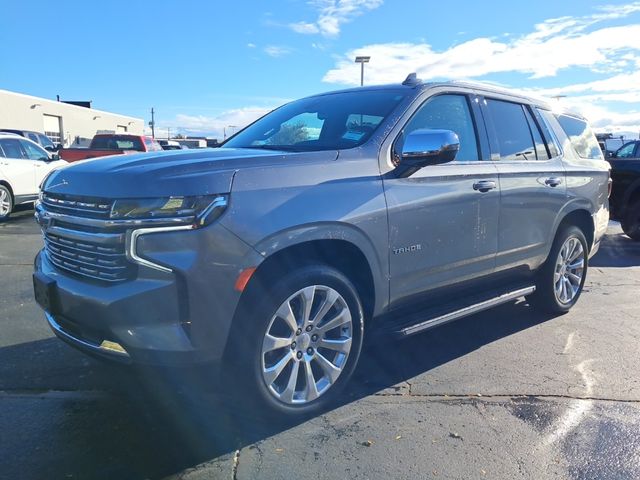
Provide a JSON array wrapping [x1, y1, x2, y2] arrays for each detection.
[[0, 133, 67, 220]]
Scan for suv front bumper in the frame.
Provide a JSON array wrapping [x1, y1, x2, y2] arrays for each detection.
[[34, 223, 263, 366]]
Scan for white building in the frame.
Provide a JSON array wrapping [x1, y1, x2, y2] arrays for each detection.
[[0, 89, 144, 147]]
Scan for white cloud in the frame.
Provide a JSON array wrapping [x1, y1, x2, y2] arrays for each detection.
[[289, 0, 383, 37], [323, 3, 640, 84], [322, 2, 640, 135], [247, 42, 256, 48], [290, 22, 319, 34], [264, 45, 294, 57]]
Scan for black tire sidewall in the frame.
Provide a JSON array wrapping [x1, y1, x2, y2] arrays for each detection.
[[535, 225, 588, 313], [230, 264, 364, 417], [621, 201, 640, 241], [0, 185, 12, 221]]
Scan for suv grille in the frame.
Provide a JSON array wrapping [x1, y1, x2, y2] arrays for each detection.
[[39, 193, 135, 282]]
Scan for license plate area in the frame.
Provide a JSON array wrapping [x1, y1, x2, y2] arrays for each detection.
[[33, 272, 61, 315]]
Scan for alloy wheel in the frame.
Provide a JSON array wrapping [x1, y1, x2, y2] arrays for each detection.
[[554, 236, 585, 304], [261, 285, 353, 405], [0, 189, 11, 216]]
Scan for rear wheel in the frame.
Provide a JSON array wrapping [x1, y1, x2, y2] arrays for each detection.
[[226, 265, 364, 418], [0, 185, 13, 221], [529, 225, 588, 313], [621, 200, 640, 241]]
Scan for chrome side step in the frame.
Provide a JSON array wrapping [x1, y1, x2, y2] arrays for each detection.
[[400, 285, 536, 337]]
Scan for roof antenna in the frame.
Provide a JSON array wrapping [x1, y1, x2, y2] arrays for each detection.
[[402, 72, 421, 86]]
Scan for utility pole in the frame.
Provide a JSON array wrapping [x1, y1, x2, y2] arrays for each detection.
[[149, 107, 156, 138]]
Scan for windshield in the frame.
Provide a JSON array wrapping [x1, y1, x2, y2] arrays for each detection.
[[224, 90, 407, 152]]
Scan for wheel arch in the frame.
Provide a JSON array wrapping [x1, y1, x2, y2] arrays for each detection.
[[0, 180, 14, 197], [244, 237, 378, 323], [553, 207, 594, 252]]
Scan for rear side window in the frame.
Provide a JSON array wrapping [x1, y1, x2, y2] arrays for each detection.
[[555, 114, 602, 159], [486, 99, 542, 161]]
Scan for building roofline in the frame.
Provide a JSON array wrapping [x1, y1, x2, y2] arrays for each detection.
[[0, 89, 143, 122]]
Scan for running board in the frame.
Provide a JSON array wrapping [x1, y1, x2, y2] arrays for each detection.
[[399, 285, 536, 337]]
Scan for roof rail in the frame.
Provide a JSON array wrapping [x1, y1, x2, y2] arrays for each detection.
[[402, 72, 422, 86]]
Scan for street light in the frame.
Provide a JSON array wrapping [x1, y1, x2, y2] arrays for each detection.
[[354, 56, 371, 86]]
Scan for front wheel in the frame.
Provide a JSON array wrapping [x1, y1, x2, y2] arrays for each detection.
[[529, 225, 588, 314], [227, 265, 364, 418]]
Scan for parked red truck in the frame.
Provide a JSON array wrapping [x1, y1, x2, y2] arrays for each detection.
[[59, 134, 163, 162]]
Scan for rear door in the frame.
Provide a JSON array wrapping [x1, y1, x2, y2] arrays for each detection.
[[480, 97, 567, 272], [0, 138, 35, 195], [384, 92, 500, 303]]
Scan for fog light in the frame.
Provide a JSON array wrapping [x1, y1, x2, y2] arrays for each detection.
[[100, 340, 128, 355]]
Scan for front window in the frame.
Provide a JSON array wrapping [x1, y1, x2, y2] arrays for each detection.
[[38, 134, 55, 149], [20, 140, 49, 160], [224, 90, 408, 152], [615, 142, 637, 158]]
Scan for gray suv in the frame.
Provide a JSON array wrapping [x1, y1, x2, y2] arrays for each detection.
[[33, 76, 610, 417]]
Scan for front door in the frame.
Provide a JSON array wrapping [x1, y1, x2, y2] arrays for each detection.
[[384, 93, 500, 305]]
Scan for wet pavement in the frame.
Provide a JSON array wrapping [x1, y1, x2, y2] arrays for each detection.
[[1, 205, 639, 479]]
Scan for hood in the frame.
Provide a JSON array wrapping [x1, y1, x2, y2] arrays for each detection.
[[42, 148, 298, 198]]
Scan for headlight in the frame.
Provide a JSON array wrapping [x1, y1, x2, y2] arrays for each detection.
[[110, 195, 228, 227]]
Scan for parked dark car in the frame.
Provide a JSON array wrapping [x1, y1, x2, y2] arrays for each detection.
[[33, 77, 610, 418], [0, 129, 59, 152], [607, 140, 640, 240]]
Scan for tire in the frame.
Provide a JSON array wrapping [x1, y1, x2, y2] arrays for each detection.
[[225, 264, 364, 418], [621, 200, 640, 241], [529, 225, 588, 314], [0, 185, 13, 221]]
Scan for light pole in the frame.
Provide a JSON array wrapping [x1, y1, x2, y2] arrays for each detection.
[[354, 56, 371, 86]]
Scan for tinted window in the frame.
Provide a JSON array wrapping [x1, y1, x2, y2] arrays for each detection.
[[535, 109, 560, 158], [224, 90, 407, 151], [27, 133, 39, 143], [521, 108, 549, 160], [0, 138, 27, 159], [615, 142, 637, 158], [399, 94, 479, 161], [38, 134, 55, 149], [20, 140, 48, 160], [486, 99, 537, 161], [92, 136, 144, 151], [555, 114, 602, 159]]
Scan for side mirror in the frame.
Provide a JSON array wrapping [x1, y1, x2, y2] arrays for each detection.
[[394, 129, 460, 177], [49, 153, 60, 161]]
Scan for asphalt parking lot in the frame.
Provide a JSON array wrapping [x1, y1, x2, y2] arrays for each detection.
[[1, 206, 640, 479]]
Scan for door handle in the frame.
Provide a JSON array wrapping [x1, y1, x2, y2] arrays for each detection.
[[545, 177, 562, 187], [473, 180, 497, 192]]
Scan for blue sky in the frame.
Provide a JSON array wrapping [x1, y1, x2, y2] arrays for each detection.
[[2, 0, 640, 138]]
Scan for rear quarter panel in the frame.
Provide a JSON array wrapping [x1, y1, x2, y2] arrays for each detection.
[[546, 114, 610, 247]]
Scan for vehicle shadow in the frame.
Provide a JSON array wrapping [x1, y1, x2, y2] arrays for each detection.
[[0, 300, 556, 480], [126, 300, 556, 478], [590, 230, 640, 267]]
